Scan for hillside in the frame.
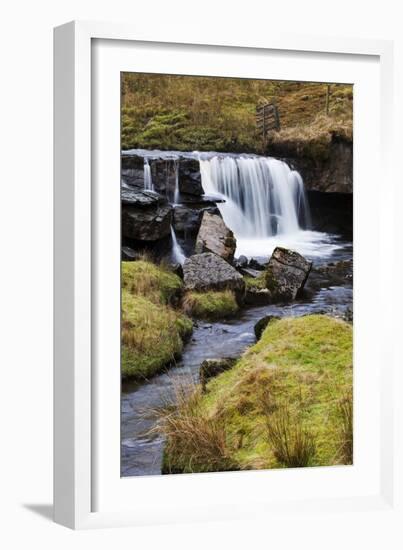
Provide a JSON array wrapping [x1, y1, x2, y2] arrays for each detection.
[[121, 74, 353, 154]]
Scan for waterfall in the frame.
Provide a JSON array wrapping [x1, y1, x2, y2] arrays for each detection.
[[199, 155, 310, 238], [173, 160, 180, 204], [122, 148, 341, 259], [144, 159, 153, 191], [170, 225, 186, 265]]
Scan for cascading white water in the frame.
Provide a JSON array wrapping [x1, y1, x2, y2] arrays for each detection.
[[197, 155, 330, 258], [199, 156, 310, 238], [173, 160, 180, 204], [144, 159, 154, 191], [170, 225, 186, 265]]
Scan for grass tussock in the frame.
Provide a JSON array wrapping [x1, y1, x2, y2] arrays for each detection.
[[182, 290, 239, 320], [121, 260, 192, 380], [337, 390, 353, 464], [121, 75, 352, 153], [162, 315, 353, 472], [122, 260, 183, 305], [266, 403, 316, 468], [153, 382, 237, 474], [244, 273, 267, 290]]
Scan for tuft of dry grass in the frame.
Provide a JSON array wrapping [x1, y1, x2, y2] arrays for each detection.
[[152, 381, 237, 474], [266, 403, 316, 468], [337, 390, 353, 464], [269, 113, 352, 160]]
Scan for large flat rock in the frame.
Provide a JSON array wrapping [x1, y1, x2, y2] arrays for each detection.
[[183, 253, 245, 295]]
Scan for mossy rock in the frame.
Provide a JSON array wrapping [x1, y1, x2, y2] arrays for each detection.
[[182, 290, 239, 320]]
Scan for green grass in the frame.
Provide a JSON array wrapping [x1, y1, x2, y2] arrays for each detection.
[[182, 290, 239, 320], [122, 260, 183, 305], [161, 315, 353, 472], [244, 273, 267, 290], [121, 261, 192, 379], [121, 75, 353, 153]]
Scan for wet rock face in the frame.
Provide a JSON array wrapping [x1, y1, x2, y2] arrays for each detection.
[[172, 205, 219, 237], [121, 188, 160, 206], [269, 138, 353, 193], [199, 357, 237, 391], [179, 158, 204, 196], [266, 247, 312, 302], [121, 190, 173, 242], [183, 253, 245, 295], [195, 212, 237, 262], [121, 155, 145, 190]]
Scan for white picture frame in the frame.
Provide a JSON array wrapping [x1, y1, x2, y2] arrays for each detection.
[[54, 20, 398, 530]]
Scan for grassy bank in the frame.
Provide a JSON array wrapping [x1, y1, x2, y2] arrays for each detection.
[[121, 74, 352, 153], [121, 260, 192, 380], [182, 290, 239, 320], [161, 315, 353, 473]]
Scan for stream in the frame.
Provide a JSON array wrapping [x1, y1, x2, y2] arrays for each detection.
[[121, 240, 353, 477]]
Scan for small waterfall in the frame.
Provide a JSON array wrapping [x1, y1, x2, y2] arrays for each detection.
[[170, 225, 186, 265], [144, 159, 153, 191], [199, 155, 310, 239], [173, 160, 180, 204]]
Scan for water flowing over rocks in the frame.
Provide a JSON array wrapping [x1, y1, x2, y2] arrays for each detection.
[[183, 253, 245, 296], [195, 211, 237, 262], [266, 247, 312, 302]]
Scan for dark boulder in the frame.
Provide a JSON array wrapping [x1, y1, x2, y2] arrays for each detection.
[[195, 212, 237, 262], [183, 253, 245, 297], [173, 205, 202, 235], [254, 315, 280, 340], [199, 357, 237, 391], [121, 190, 172, 242], [249, 258, 267, 271], [236, 255, 248, 268], [265, 247, 312, 302]]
